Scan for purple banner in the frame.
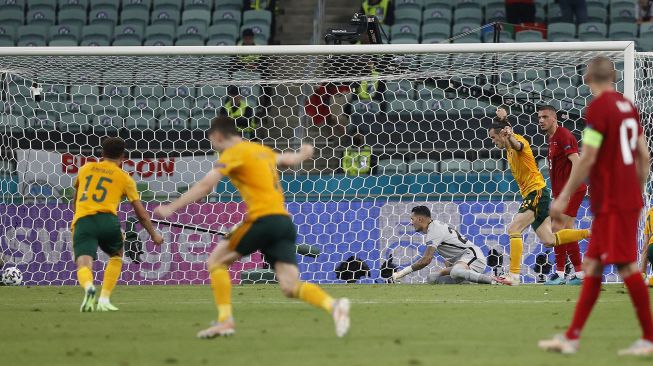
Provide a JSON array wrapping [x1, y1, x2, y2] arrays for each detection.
[[0, 203, 265, 285]]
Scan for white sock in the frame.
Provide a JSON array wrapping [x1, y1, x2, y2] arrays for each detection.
[[574, 271, 584, 279], [98, 297, 110, 304], [556, 271, 565, 278]]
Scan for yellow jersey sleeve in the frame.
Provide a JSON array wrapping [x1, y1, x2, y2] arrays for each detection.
[[216, 149, 243, 176], [645, 208, 653, 238], [123, 174, 140, 202]]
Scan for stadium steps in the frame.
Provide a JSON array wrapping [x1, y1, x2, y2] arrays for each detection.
[[322, 0, 362, 44]]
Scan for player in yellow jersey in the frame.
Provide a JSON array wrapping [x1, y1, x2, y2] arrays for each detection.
[[154, 116, 351, 339], [640, 207, 653, 287], [72, 137, 163, 312], [488, 108, 590, 285]]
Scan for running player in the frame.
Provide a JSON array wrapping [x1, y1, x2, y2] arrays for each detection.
[[539, 105, 585, 285], [154, 116, 350, 339], [73, 137, 163, 312], [392, 206, 504, 285], [539, 56, 653, 356], [488, 108, 590, 285]]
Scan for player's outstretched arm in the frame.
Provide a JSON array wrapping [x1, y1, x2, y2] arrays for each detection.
[[392, 246, 436, 281], [277, 144, 314, 168], [131, 200, 163, 245], [635, 134, 650, 193], [154, 168, 223, 218]]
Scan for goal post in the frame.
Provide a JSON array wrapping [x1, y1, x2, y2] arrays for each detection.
[[0, 41, 642, 285]]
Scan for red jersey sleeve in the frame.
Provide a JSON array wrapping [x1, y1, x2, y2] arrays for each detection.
[[585, 101, 607, 135], [561, 129, 579, 156]]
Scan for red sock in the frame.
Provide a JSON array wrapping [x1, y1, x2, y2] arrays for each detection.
[[566, 275, 602, 340], [554, 244, 568, 272], [623, 272, 653, 342], [567, 242, 582, 272]]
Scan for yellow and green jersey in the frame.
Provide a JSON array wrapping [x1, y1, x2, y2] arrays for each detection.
[[507, 134, 547, 198], [644, 208, 653, 246], [72, 160, 139, 228]]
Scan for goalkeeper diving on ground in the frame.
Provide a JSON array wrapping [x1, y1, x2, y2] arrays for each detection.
[[154, 116, 350, 339], [393, 206, 511, 285]]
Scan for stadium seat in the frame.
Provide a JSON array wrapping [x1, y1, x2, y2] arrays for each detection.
[[209, 23, 239, 39], [0, 25, 17, 43], [177, 21, 208, 42], [50, 24, 82, 42], [0, 0, 24, 12], [587, 0, 609, 6], [114, 24, 145, 42], [215, 0, 242, 11], [58, 8, 88, 27], [122, 0, 151, 12], [394, 0, 422, 12], [103, 85, 131, 98], [71, 85, 100, 105], [58, 113, 90, 133], [182, 9, 212, 25], [120, 8, 149, 28], [90, 0, 120, 10], [424, 0, 451, 10], [547, 22, 576, 39], [456, 0, 481, 10], [578, 22, 607, 38], [0, 8, 24, 28], [58, 0, 89, 11], [28, 0, 56, 10], [586, 4, 608, 22], [145, 36, 173, 45], [240, 24, 270, 42], [112, 38, 143, 45], [453, 8, 482, 23], [28, 110, 58, 131], [206, 35, 236, 45], [81, 37, 111, 46], [377, 159, 408, 174], [394, 8, 422, 27], [391, 24, 419, 40], [640, 22, 653, 38], [485, 4, 506, 23], [146, 24, 176, 39], [440, 159, 472, 173], [82, 24, 114, 43], [421, 23, 450, 39], [452, 23, 481, 38], [408, 159, 438, 173], [610, 3, 636, 23], [212, 10, 242, 27], [17, 25, 48, 44], [0, 38, 14, 47], [1, 115, 27, 132], [124, 114, 156, 130], [89, 7, 119, 25], [93, 114, 123, 131], [547, 4, 564, 22], [27, 7, 56, 26], [472, 158, 500, 172], [243, 10, 272, 27], [49, 39, 79, 46], [609, 22, 637, 40], [153, 0, 181, 11], [183, 0, 211, 11], [159, 110, 189, 130], [637, 37, 653, 51], [422, 8, 452, 26], [515, 30, 545, 42], [134, 85, 165, 98], [151, 6, 181, 26]]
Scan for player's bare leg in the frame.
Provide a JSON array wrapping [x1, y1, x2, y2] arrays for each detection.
[[501, 210, 535, 285], [76, 255, 97, 312], [616, 263, 653, 356], [197, 240, 241, 339], [276, 262, 351, 337], [539, 258, 603, 353], [97, 249, 123, 312]]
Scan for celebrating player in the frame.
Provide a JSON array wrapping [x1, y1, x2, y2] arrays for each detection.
[[640, 207, 653, 286], [488, 109, 590, 285], [392, 206, 504, 285], [539, 56, 653, 356], [154, 116, 351, 339], [539, 105, 585, 285], [72, 137, 163, 312]]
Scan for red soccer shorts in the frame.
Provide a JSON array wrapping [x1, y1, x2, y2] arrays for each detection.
[[564, 189, 586, 218], [586, 210, 640, 265]]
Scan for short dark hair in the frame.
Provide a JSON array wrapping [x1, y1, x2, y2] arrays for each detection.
[[242, 28, 254, 37], [101, 137, 126, 159], [538, 105, 557, 114], [227, 85, 239, 96], [411, 206, 431, 218], [489, 118, 510, 134], [208, 115, 238, 137]]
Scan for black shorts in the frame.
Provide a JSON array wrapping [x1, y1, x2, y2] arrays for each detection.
[[518, 188, 551, 231], [227, 215, 297, 266]]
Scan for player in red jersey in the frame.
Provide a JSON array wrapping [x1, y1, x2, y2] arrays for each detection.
[[539, 105, 585, 285], [539, 57, 653, 356]]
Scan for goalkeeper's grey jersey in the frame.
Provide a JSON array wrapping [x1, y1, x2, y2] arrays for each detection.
[[425, 220, 481, 264]]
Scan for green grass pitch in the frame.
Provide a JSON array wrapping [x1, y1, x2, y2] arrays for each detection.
[[1, 284, 652, 366]]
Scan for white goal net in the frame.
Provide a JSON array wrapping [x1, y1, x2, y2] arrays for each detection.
[[0, 42, 642, 285]]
